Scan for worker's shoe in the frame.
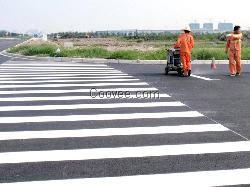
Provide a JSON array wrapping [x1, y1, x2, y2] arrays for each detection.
[[183, 71, 189, 77], [230, 74, 236, 77], [188, 70, 192, 77], [236, 72, 241, 76]]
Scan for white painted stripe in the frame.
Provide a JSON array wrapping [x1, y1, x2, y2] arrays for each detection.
[[0, 82, 148, 89], [0, 69, 119, 72], [0, 78, 140, 84], [0, 70, 121, 73], [0, 141, 248, 164], [0, 75, 134, 80], [2, 168, 250, 187], [1, 63, 107, 67], [0, 87, 158, 95], [0, 101, 183, 112], [0, 111, 202, 124], [0, 53, 12, 58], [0, 67, 113, 70], [0, 73, 128, 77], [0, 94, 170, 102], [0, 124, 228, 141], [191, 74, 220, 81]]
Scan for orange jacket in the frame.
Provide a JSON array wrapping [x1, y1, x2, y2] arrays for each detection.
[[174, 33, 194, 54], [226, 33, 242, 51]]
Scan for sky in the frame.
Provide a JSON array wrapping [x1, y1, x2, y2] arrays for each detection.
[[0, 0, 249, 33]]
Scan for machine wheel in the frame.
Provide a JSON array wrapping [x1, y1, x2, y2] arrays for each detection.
[[165, 67, 169, 75]]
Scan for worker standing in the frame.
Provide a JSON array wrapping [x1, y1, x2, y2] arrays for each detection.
[[225, 26, 243, 76], [174, 26, 194, 77]]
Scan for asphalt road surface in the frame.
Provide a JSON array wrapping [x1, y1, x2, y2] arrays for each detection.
[[0, 41, 250, 186], [0, 39, 24, 63]]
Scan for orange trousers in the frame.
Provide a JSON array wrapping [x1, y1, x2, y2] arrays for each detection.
[[180, 52, 191, 73], [229, 50, 241, 74]]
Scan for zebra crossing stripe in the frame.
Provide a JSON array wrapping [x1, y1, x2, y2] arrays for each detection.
[[0, 141, 249, 164], [0, 87, 158, 95], [0, 94, 170, 102], [0, 124, 228, 141], [0, 111, 202, 124], [0, 73, 129, 77], [0, 78, 140, 84], [0, 101, 184, 111], [0, 82, 148, 89], [0, 75, 134, 80], [1, 168, 250, 187], [0, 67, 115, 70], [1, 63, 108, 67]]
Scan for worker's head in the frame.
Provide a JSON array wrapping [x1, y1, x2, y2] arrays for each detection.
[[183, 26, 191, 33], [184, 30, 191, 34], [234, 26, 241, 34]]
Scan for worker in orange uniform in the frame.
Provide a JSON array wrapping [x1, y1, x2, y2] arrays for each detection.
[[174, 26, 194, 77], [225, 26, 243, 76]]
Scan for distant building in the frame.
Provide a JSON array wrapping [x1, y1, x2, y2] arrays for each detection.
[[203, 23, 214, 31], [218, 23, 233, 32], [189, 23, 200, 31]]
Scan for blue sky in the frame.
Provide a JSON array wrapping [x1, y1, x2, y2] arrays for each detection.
[[0, 0, 249, 33]]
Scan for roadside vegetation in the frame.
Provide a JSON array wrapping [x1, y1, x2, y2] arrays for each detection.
[[8, 32, 250, 60]]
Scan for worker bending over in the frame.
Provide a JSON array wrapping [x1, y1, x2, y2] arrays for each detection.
[[174, 26, 194, 77], [225, 26, 243, 76]]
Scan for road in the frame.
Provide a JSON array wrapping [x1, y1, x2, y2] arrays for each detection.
[[0, 41, 250, 186], [0, 39, 24, 63]]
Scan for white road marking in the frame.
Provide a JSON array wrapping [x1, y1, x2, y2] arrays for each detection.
[[0, 101, 183, 112], [0, 75, 134, 80], [191, 74, 220, 81], [0, 67, 114, 70], [0, 87, 158, 95], [0, 124, 228, 141], [0, 111, 202, 124], [0, 69, 122, 75], [0, 82, 148, 89], [0, 94, 170, 102], [0, 69, 121, 72], [2, 168, 250, 187], [0, 78, 140, 84], [0, 141, 249, 164], [0, 73, 128, 77], [1, 63, 107, 67]]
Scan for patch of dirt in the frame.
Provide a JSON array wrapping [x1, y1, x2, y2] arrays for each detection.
[[53, 38, 161, 51]]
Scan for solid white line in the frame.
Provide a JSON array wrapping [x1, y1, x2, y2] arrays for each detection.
[[0, 111, 202, 124], [0, 67, 114, 70], [0, 87, 158, 95], [191, 74, 220, 81], [0, 82, 148, 89], [0, 101, 183, 112], [0, 78, 140, 84], [2, 168, 250, 187], [0, 70, 119, 73], [0, 94, 170, 102], [0, 124, 228, 141], [1, 63, 107, 67], [0, 75, 134, 80], [0, 141, 248, 164], [0, 69, 120, 73], [0, 73, 128, 77], [0, 52, 13, 58]]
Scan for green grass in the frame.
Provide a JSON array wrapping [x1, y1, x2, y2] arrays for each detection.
[[8, 43, 250, 60]]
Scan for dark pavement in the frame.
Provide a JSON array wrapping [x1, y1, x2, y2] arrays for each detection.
[[111, 63, 250, 140], [0, 39, 24, 64], [0, 51, 249, 186]]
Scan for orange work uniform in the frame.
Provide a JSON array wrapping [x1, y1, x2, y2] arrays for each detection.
[[226, 33, 243, 75], [174, 33, 194, 74]]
